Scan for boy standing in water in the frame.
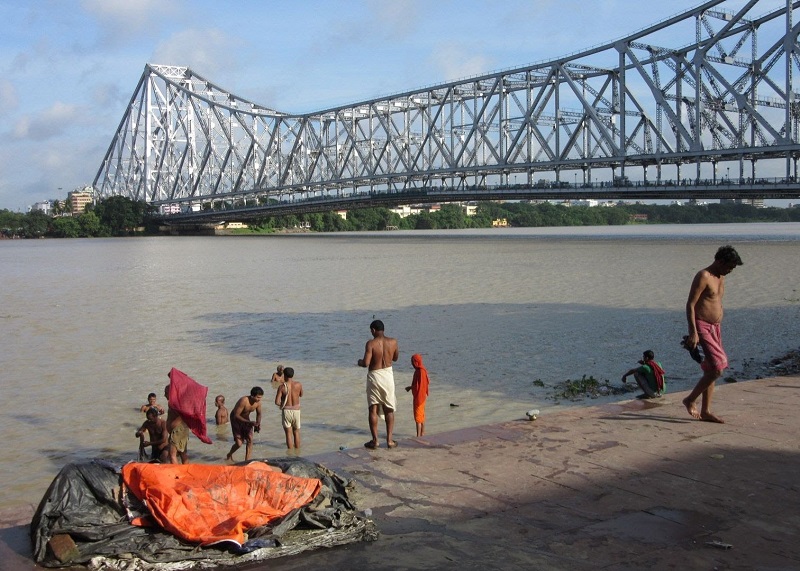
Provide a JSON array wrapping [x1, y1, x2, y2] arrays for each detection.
[[275, 367, 303, 450], [164, 384, 190, 464], [271, 365, 285, 388], [405, 354, 430, 437], [135, 407, 169, 462], [214, 395, 229, 425], [139, 393, 165, 415], [226, 387, 263, 462]]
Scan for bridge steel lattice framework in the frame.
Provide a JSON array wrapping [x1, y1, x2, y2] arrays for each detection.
[[93, 0, 800, 222]]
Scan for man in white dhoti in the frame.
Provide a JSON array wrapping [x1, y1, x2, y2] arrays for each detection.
[[357, 319, 399, 449]]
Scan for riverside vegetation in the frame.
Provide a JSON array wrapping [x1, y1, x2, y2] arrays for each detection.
[[2, 197, 800, 238]]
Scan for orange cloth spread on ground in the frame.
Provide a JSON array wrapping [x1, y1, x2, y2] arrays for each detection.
[[122, 462, 321, 546], [168, 367, 212, 444], [411, 354, 429, 423]]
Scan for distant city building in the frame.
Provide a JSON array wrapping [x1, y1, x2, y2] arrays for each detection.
[[214, 222, 249, 230], [630, 214, 649, 222], [69, 191, 93, 215], [30, 201, 52, 215], [389, 205, 418, 218], [160, 203, 181, 215], [721, 197, 765, 208], [741, 198, 765, 208], [461, 203, 477, 216], [336, 210, 347, 220]]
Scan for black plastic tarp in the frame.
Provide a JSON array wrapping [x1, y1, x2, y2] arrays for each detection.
[[31, 457, 377, 569]]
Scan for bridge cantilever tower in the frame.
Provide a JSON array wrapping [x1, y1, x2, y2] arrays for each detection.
[[94, 0, 800, 219]]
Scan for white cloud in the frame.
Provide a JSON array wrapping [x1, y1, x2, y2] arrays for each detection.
[[151, 28, 242, 78], [81, 0, 179, 45], [430, 44, 494, 83], [81, 0, 175, 30], [11, 102, 82, 141], [367, 0, 422, 40]]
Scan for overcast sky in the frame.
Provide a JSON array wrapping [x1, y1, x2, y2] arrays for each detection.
[[0, 0, 790, 211]]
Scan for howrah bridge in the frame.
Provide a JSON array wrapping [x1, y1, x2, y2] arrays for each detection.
[[93, 0, 800, 224]]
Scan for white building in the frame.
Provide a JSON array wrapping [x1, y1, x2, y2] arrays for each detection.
[[30, 201, 52, 215]]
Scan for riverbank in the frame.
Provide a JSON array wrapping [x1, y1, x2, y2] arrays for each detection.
[[2, 375, 799, 570]]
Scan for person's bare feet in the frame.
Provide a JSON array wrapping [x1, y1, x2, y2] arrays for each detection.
[[683, 397, 701, 419], [701, 412, 725, 424]]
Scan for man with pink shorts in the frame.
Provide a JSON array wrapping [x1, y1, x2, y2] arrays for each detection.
[[682, 245, 743, 423]]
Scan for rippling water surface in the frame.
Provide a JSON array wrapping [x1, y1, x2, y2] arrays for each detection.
[[1, 223, 798, 510]]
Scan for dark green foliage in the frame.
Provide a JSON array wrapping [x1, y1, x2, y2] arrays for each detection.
[[90, 196, 149, 235], [5, 197, 800, 239]]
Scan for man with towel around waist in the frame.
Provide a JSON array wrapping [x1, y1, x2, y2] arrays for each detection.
[[682, 245, 743, 424], [358, 319, 399, 449]]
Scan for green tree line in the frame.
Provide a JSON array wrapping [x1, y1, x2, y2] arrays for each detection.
[[244, 201, 800, 233], [2, 198, 799, 239], [0, 196, 153, 238]]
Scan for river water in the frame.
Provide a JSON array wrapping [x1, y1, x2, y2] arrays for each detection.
[[1, 223, 799, 511]]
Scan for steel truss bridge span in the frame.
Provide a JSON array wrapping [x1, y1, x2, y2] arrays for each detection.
[[94, 0, 800, 222]]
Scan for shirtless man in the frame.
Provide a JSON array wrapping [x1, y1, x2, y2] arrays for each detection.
[[164, 384, 190, 464], [357, 319, 399, 449], [226, 387, 263, 462], [274, 367, 303, 450], [214, 395, 229, 425], [139, 393, 165, 415], [135, 407, 169, 462], [682, 245, 743, 423], [270, 365, 285, 389]]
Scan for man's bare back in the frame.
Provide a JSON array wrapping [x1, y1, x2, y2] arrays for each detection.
[[359, 334, 399, 370]]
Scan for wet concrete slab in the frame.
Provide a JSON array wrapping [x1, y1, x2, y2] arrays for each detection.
[[2, 376, 799, 570]]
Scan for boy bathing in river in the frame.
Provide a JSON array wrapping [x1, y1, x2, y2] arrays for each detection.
[[275, 367, 303, 450], [226, 387, 263, 462], [136, 407, 169, 462], [214, 395, 229, 425], [139, 393, 165, 415]]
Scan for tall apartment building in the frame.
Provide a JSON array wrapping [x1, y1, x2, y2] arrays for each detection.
[[70, 191, 93, 215]]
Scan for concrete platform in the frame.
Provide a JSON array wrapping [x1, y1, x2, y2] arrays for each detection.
[[2, 376, 799, 570]]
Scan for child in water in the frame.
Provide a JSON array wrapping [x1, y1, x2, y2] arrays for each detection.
[[214, 395, 229, 425], [139, 392, 165, 415]]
